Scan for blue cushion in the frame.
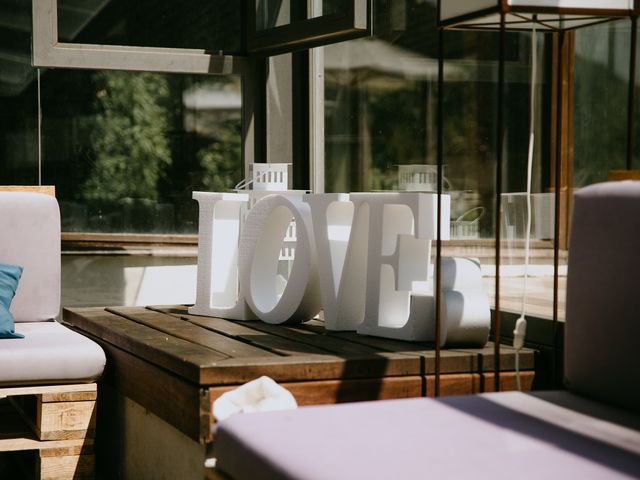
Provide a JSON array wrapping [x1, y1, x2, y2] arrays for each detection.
[[0, 263, 24, 339]]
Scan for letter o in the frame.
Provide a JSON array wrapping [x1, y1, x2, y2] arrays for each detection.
[[241, 194, 321, 324]]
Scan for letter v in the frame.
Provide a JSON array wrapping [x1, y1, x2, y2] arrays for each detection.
[[304, 194, 368, 330]]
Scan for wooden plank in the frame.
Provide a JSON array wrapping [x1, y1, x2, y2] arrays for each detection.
[[236, 321, 387, 356], [201, 353, 421, 386], [448, 344, 535, 371], [209, 376, 424, 412], [302, 323, 436, 352], [41, 391, 97, 403], [107, 306, 277, 358], [0, 384, 96, 399], [608, 169, 640, 181], [274, 316, 536, 373], [38, 453, 94, 480], [0, 185, 55, 197], [39, 443, 93, 457], [0, 401, 93, 453], [67, 307, 535, 385], [37, 400, 96, 441], [425, 371, 535, 397], [153, 306, 534, 375], [64, 308, 227, 383], [85, 331, 209, 444], [0, 436, 92, 455], [153, 307, 334, 356]]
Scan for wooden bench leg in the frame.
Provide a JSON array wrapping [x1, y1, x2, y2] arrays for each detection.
[[38, 448, 95, 480], [0, 384, 98, 480], [37, 392, 97, 441]]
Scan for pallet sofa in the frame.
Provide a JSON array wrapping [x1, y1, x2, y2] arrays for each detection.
[[0, 191, 105, 479], [211, 181, 640, 479]]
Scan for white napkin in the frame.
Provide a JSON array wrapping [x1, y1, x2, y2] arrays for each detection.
[[213, 376, 298, 422]]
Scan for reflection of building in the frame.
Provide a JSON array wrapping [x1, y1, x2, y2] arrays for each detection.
[[182, 82, 242, 137]]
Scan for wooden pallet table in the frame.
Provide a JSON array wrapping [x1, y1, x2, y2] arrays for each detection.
[[0, 383, 96, 480], [64, 305, 535, 448]]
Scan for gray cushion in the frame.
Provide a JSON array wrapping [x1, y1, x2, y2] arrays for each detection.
[[566, 181, 640, 413], [0, 192, 61, 322], [213, 392, 640, 480], [0, 321, 105, 385]]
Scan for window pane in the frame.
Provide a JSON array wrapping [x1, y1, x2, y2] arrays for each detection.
[[255, 0, 345, 31], [0, 68, 242, 234], [574, 21, 631, 187], [57, 0, 242, 54], [323, 0, 554, 322], [41, 70, 242, 233], [571, 19, 636, 324]]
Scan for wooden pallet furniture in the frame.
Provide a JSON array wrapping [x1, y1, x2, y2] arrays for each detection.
[[0, 384, 96, 479], [0, 189, 105, 479], [64, 305, 535, 449]]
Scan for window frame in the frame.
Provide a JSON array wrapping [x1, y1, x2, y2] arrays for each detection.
[[32, 0, 246, 75], [246, 0, 371, 56]]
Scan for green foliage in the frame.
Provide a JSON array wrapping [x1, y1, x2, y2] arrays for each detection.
[[81, 71, 171, 202], [196, 121, 242, 192]]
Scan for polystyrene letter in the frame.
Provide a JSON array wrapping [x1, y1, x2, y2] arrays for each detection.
[[304, 194, 369, 330], [188, 192, 257, 320], [241, 194, 321, 324], [352, 193, 450, 341]]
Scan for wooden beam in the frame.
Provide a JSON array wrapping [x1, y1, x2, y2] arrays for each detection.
[[0, 186, 55, 197]]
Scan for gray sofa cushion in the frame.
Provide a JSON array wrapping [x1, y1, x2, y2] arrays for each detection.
[[0, 321, 105, 385], [565, 181, 640, 413], [0, 192, 61, 323], [213, 392, 640, 480]]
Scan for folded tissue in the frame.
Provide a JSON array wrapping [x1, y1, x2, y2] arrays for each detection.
[[213, 376, 298, 422]]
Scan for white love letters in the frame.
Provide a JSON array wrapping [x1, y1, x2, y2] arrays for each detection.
[[189, 191, 490, 346]]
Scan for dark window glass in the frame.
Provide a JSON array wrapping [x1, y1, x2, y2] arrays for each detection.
[[0, 68, 242, 234], [574, 21, 631, 187], [255, 0, 345, 30], [57, 0, 242, 54]]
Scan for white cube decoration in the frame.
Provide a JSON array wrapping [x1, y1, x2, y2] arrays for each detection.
[[439, 0, 636, 31]]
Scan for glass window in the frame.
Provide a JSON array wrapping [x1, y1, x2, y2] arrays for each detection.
[[574, 21, 632, 187], [1, 3, 243, 235], [256, 0, 350, 30], [57, 0, 242, 53], [323, 0, 554, 321]]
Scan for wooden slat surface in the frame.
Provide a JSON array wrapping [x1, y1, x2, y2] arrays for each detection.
[[64, 305, 537, 444], [65, 306, 536, 387], [151, 306, 333, 356], [107, 306, 277, 359], [64, 308, 227, 383], [78, 330, 210, 443]]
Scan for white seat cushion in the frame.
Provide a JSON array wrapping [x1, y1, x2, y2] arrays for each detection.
[[0, 321, 105, 385]]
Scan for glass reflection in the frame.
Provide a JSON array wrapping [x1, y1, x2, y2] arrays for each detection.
[[57, 0, 242, 53], [323, 0, 555, 321]]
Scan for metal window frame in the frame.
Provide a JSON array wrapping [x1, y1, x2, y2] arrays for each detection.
[[32, 0, 247, 75], [247, 0, 371, 56]]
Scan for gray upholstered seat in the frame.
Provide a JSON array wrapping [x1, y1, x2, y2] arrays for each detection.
[[212, 181, 640, 479], [0, 191, 105, 385], [0, 321, 105, 385], [214, 392, 640, 480]]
